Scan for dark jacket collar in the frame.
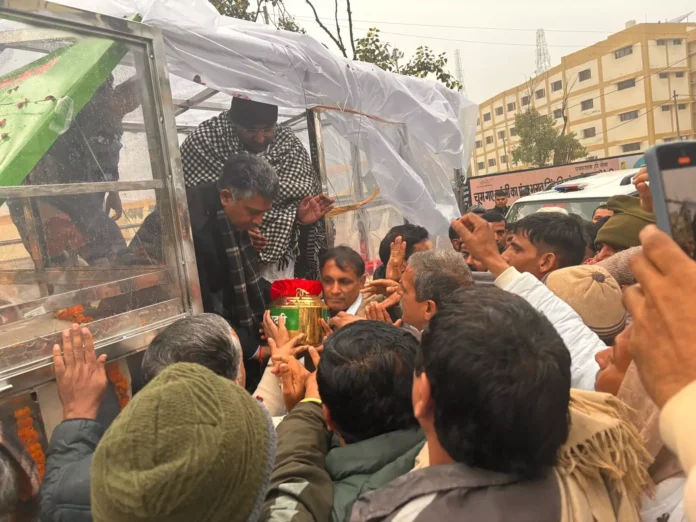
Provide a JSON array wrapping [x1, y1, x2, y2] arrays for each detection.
[[326, 429, 424, 482], [351, 462, 523, 521], [187, 182, 223, 233]]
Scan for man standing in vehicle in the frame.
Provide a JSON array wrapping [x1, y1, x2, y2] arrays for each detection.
[[180, 97, 334, 281]]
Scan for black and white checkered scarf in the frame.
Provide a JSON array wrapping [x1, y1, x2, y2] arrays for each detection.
[[217, 210, 266, 329], [181, 112, 324, 279]]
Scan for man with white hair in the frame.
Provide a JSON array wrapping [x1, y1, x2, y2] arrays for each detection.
[[397, 249, 474, 332]]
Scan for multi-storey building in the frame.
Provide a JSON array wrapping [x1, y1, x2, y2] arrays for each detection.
[[471, 22, 696, 176]]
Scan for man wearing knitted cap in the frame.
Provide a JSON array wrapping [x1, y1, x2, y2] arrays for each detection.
[[180, 97, 334, 282], [594, 195, 655, 263], [91, 363, 276, 522]]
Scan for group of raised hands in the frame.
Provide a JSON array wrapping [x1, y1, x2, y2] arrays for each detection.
[[261, 310, 322, 412]]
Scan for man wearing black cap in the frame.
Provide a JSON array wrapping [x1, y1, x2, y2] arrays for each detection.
[[180, 97, 334, 281]]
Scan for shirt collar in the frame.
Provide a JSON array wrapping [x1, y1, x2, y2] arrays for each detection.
[[345, 294, 363, 316]]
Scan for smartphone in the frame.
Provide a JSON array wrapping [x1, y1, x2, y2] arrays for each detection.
[[644, 142, 696, 260]]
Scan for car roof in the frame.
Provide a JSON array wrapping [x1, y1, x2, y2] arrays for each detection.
[[513, 168, 641, 203]]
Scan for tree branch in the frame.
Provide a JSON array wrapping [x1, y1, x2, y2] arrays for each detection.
[[253, 0, 263, 22], [346, 0, 356, 58], [305, 0, 347, 57], [334, 0, 346, 55]]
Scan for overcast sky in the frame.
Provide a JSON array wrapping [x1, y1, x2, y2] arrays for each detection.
[[282, 0, 696, 103]]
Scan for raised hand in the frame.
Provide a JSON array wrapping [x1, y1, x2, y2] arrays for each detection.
[[361, 279, 399, 298], [249, 228, 269, 251], [297, 194, 336, 225], [450, 213, 509, 276], [52, 324, 108, 420], [624, 225, 696, 407], [385, 236, 407, 281]]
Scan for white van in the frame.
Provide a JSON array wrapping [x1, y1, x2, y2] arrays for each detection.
[[506, 169, 640, 223]]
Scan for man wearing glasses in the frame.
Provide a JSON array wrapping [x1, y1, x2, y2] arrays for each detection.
[[181, 97, 334, 282]]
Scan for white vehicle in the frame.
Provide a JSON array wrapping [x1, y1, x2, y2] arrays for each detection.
[[506, 169, 641, 223]]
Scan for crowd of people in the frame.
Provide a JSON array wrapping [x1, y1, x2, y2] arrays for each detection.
[[1, 95, 695, 522]]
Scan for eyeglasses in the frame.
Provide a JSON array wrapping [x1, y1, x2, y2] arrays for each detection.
[[236, 125, 275, 137]]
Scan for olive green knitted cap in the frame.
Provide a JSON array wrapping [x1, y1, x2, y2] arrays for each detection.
[[595, 195, 655, 250], [91, 362, 276, 522]]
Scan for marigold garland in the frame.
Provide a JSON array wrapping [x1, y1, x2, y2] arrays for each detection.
[[106, 362, 130, 411], [54, 305, 93, 324], [14, 407, 45, 481]]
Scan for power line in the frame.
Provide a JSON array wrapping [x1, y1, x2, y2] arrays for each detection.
[[298, 20, 693, 49], [560, 54, 690, 114], [601, 97, 674, 136], [294, 14, 695, 37]]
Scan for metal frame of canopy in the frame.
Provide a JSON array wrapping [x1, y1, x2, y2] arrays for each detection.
[[0, 0, 201, 398]]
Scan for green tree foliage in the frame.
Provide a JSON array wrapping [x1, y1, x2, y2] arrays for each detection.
[[511, 108, 586, 167], [355, 28, 462, 91], [211, 1, 459, 91]]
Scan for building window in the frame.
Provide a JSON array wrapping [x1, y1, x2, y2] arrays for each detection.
[[622, 142, 641, 153], [662, 105, 671, 112], [498, 130, 506, 139], [501, 155, 508, 164], [582, 127, 596, 139], [488, 158, 497, 167], [587, 156, 598, 161], [673, 39, 683, 45], [614, 46, 633, 59], [553, 108, 563, 119], [551, 80, 562, 92], [657, 39, 666, 46], [510, 127, 518, 137], [678, 104, 687, 110], [483, 112, 491, 122], [521, 95, 531, 106], [617, 78, 636, 90], [486, 136, 494, 144], [619, 110, 640, 122], [477, 161, 485, 170], [507, 102, 516, 112], [579, 69, 592, 82], [676, 72, 685, 78], [659, 72, 669, 79], [664, 137, 676, 143], [475, 140, 482, 148], [581, 99, 594, 111], [495, 106, 504, 116], [477, 118, 480, 126], [535, 88, 546, 99]]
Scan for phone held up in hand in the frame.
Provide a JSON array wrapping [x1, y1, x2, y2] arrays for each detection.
[[644, 142, 696, 260]]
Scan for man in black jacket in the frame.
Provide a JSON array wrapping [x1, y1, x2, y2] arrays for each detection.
[[131, 153, 279, 389]]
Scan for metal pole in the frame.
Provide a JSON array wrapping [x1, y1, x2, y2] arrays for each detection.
[[306, 109, 334, 249], [503, 137, 510, 171], [350, 143, 371, 261], [674, 90, 682, 140], [21, 198, 49, 297]]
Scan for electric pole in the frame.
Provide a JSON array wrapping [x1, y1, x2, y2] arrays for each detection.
[[674, 90, 682, 140], [535, 29, 552, 76]]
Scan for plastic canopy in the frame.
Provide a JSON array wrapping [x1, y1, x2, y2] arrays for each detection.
[[53, 0, 478, 237]]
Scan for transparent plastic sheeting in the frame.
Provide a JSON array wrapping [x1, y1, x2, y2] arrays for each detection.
[[54, 0, 478, 236]]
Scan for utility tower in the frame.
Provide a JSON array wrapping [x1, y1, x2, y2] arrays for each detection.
[[454, 49, 467, 95], [535, 29, 552, 76]]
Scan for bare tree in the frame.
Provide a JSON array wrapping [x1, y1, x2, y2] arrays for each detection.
[[305, 0, 349, 58]]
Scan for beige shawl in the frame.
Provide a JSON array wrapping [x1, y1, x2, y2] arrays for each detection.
[[413, 389, 653, 522]]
